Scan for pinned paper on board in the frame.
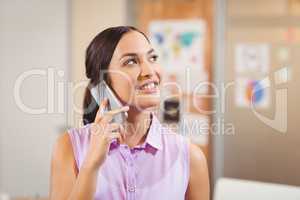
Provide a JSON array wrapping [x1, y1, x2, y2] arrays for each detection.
[[149, 20, 206, 70], [149, 20, 207, 94], [235, 43, 270, 75], [235, 78, 270, 108]]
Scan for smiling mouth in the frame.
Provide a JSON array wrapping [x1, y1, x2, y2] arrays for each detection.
[[136, 81, 159, 94]]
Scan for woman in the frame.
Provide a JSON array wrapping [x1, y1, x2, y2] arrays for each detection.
[[50, 26, 209, 200]]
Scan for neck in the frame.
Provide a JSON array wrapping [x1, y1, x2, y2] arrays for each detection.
[[123, 106, 152, 148]]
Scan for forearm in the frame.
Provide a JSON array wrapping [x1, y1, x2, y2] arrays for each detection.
[[68, 164, 99, 200]]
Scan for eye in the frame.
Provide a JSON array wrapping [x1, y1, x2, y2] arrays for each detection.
[[124, 58, 137, 66], [149, 54, 158, 63]]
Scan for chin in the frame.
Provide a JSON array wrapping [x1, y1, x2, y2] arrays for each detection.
[[135, 94, 160, 111]]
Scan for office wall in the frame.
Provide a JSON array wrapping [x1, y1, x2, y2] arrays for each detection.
[[0, 0, 69, 196]]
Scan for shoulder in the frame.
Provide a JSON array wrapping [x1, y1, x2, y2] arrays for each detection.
[[53, 124, 92, 168], [51, 131, 78, 182], [189, 143, 208, 180], [53, 132, 72, 153], [185, 143, 210, 199], [51, 132, 74, 167], [189, 143, 207, 168]]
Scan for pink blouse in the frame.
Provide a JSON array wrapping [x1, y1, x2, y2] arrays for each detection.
[[68, 112, 190, 200]]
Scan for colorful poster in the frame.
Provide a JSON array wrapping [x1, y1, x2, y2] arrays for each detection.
[[235, 43, 270, 75], [235, 78, 270, 108], [149, 20, 207, 94]]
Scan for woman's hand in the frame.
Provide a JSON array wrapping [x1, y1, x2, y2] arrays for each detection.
[[82, 98, 129, 171]]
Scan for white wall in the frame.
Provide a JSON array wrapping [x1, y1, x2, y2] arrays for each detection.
[[0, 0, 69, 197]]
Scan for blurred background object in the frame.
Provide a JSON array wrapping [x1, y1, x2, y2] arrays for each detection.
[[223, 0, 300, 187], [214, 178, 300, 200]]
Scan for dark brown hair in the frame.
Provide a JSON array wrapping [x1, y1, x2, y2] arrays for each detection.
[[82, 26, 149, 125]]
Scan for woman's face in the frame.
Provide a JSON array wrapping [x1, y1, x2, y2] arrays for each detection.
[[108, 31, 162, 111]]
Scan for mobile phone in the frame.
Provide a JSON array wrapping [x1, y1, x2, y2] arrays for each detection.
[[90, 80, 128, 124]]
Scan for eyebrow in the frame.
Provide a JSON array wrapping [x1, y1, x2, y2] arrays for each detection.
[[119, 48, 155, 60]]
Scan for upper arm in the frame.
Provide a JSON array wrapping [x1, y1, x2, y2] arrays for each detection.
[[185, 143, 210, 200], [50, 132, 78, 200]]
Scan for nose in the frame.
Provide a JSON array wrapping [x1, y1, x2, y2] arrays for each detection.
[[138, 60, 155, 79]]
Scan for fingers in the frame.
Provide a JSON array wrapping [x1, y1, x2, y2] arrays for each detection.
[[92, 122, 124, 144], [92, 122, 119, 134], [105, 123, 124, 143], [108, 132, 122, 141], [91, 126, 121, 144], [92, 99, 128, 144], [100, 106, 129, 124], [106, 106, 129, 116], [105, 123, 125, 143], [105, 123, 120, 132], [94, 98, 129, 124], [94, 98, 109, 123]]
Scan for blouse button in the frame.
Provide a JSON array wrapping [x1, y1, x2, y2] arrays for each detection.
[[128, 186, 135, 192]]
